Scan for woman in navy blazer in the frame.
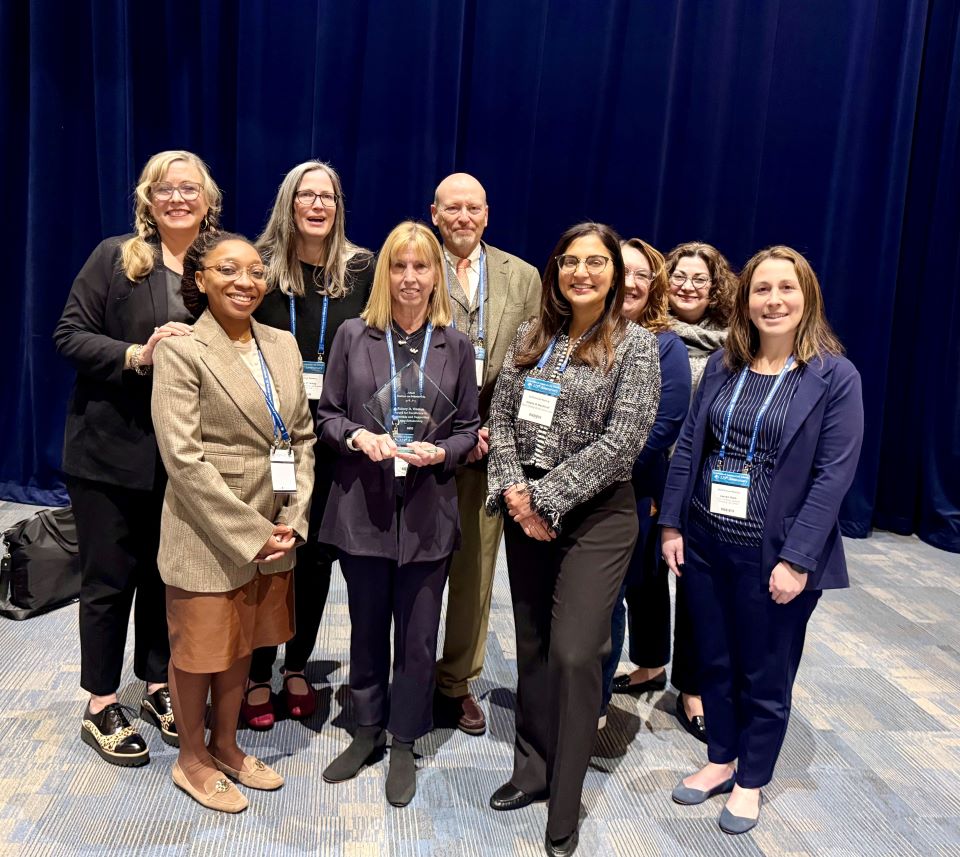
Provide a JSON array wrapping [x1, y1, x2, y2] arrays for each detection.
[[316, 221, 479, 807], [659, 246, 863, 834]]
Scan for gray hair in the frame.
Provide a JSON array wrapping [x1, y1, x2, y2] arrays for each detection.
[[255, 160, 370, 299]]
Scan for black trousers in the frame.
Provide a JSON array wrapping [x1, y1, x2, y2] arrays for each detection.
[[66, 475, 170, 696], [621, 570, 700, 693], [339, 552, 449, 743], [505, 480, 637, 840], [684, 519, 820, 787]]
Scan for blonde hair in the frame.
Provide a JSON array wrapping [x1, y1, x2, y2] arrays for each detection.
[[725, 245, 843, 369], [621, 238, 672, 334], [361, 222, 452, 330], [256, 160, 371, 299], [119, 150, 221, 281]]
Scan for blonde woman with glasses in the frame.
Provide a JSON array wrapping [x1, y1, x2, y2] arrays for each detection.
[[54, 150, 220, 769]]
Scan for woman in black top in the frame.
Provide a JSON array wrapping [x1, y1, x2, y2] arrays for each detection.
[[54, 150, 221, 767], [486, 222, 660, 857], [243, 161, 374, 729]]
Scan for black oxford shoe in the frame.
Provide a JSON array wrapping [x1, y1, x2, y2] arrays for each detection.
[[81, 703, 150, 767], [489, 782, 548, 811]]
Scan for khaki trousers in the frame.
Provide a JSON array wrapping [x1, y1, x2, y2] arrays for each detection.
[[436, 464, 504, 697]]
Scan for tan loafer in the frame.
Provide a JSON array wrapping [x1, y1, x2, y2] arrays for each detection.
[[211, 754, 284, 790], [172, 762, 248, 813]]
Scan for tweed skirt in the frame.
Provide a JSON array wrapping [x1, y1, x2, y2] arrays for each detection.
[[166, 571, 294, 673]]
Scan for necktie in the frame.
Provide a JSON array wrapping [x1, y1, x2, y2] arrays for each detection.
[[456, 257, 471, 291]]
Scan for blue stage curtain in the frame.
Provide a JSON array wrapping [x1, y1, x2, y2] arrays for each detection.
[[2, 0, 958, 551]]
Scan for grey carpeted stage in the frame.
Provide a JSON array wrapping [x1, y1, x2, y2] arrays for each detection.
[[1, 500, 958, 856]]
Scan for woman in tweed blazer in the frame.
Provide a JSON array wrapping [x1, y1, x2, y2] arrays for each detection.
[[485, 222, 660, 857], [152, 232, 315, 813]]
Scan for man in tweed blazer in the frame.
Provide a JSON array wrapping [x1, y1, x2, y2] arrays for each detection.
[[430, 173, 542, 735]]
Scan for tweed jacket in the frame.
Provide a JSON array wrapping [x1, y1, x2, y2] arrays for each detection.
[[486, 320, 661, 529], [151, 311, 316, 592], [54, 235, 181, 489]]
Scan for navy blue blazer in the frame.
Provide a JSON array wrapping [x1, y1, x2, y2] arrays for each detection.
[[659, 350, 864, 591], [316, 318, 480, 565]]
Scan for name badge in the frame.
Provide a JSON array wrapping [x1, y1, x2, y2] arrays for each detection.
[[709, 469, 750, 519], [518, 377, 561, 427], [270, 446, 297, 494], [302, 360, 325, 400], [394, 457, 409, 478], [474, 345, 486, 388]]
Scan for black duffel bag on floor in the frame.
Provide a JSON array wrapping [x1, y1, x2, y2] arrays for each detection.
[[1, 506, 80, 620]]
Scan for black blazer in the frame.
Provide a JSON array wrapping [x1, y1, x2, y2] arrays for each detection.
[[54, 235, 182, 490]]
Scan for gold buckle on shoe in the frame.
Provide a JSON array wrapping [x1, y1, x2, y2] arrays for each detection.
[[214, 778, 230, 793]]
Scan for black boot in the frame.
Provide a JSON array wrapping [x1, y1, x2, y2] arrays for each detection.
[[322, 726, 386, 783], [385, 739, 416, 807]]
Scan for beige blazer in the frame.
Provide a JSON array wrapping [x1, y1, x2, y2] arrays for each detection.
[[478, 243, 542, 422], [151, 311, 316, 593]]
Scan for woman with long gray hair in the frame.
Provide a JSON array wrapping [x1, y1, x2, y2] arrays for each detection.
[[242, 160, 374, 729]]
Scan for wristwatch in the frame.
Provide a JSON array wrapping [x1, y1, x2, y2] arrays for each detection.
[[345, 428, 364, 451]]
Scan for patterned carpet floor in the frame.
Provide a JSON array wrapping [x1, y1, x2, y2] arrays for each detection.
[[1, 500, 958, 856]]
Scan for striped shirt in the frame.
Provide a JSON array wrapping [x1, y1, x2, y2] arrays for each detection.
[[691, 366, 805, 545]]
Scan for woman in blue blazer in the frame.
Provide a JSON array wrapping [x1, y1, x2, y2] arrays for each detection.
[[659, 246, 863, 834]]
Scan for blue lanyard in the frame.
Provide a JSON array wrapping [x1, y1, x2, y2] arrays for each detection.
[[288, 294, 330, 361], [385, 322, 434, 432], [718, 356, 795, 470], [256, 348, 291, 446], [445, 249, 486, 345], [535, 326, 590, 376]]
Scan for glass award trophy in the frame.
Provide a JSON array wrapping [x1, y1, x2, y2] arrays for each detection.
[[363, 361, 457, 453]]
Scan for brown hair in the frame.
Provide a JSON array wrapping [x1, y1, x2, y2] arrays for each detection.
[[621, 238, 671, 334], [515, 222, 628, 372], [664, 241, 736, 326], [180, 231, 256, 317], [725, 245, 843, 369]]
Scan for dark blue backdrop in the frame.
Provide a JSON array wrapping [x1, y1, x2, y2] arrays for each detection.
[[3, 0, 959, 551]]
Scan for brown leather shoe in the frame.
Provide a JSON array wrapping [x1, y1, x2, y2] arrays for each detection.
[[454, 693, 486, 735]]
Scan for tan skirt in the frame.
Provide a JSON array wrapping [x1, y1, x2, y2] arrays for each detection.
[[166, 571, 294, 674]]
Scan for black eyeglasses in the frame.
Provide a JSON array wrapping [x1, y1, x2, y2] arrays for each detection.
[[202, 263, 267, 282], [294, 190, 339, 208], [151, 182, 203, 201], [556, 254, 611, 275]]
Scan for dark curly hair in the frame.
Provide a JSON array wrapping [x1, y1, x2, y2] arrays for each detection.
[[664, 241, 737, 326], [180, 231, 255, 316]]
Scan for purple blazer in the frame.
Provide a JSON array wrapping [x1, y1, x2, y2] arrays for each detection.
[[316, 318, 480, 565], [659, 350, 864, 590]]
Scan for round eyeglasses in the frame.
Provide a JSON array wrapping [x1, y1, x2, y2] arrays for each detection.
[[556, 254, 611, 275], [669, 273, 711, 292]]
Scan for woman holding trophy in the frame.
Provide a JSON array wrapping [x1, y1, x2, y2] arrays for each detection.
[[315, 221, 479, 807]]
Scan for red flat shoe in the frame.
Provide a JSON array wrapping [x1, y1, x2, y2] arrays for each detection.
[[240, 682, 275, 731], [282, 671, 316, 720]]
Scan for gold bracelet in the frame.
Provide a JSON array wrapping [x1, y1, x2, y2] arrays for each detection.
[[130, 345, 150, 376]]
